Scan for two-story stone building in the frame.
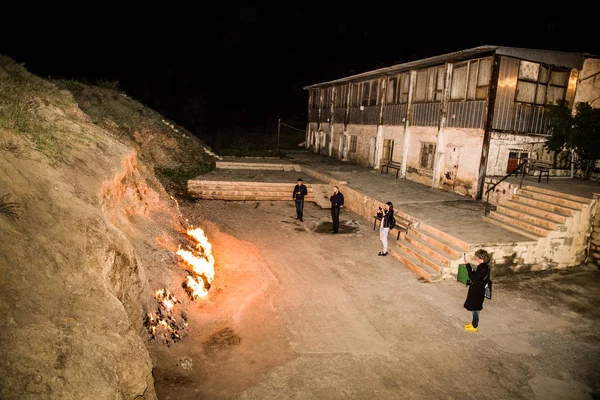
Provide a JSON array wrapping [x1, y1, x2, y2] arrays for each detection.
[[304, 45, 600, 199]]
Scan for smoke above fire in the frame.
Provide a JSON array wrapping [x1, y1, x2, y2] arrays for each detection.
[[144, 226, 215, 344]]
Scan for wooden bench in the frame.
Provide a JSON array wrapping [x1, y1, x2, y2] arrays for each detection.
[[527, 160, 552, 183], [380, 160, 402, 178], [373, 214, 411, 240]]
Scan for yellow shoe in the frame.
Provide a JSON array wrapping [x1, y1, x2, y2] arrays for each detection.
[[463, 323, 472, 329], [464, 325, 478, 332]]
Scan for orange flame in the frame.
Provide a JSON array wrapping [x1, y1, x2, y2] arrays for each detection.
[[177, 227, 215, 298], [144, 288, 187, 344], [155, 288, 179, 310]]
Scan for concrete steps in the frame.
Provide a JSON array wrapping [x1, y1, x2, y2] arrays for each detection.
[[483, 185, 592, 241], [216, 161, 301, 171], [188, 181, 316, 202], [392, 222, 469, 282], [493, 204, 561, 230], [483, 214, 548, 240], [519, 187, 590, 210], [390, 250, 444, 282]]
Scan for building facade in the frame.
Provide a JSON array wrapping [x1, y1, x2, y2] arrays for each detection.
[[304, 46, 600, 199]]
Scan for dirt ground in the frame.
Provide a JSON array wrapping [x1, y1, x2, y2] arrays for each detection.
[[150, 198, 600, 400]]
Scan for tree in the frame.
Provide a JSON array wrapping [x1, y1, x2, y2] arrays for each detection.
[[545, 100, 600, 179]]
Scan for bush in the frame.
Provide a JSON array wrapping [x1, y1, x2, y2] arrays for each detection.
[[156, 163, 215, 184]]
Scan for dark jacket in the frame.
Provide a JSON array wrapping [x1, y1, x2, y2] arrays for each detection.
[[330, 192, 344, 207], [293, 184, 307, 200], [377, 210, 395, 228], [463, 262, 490, 311]]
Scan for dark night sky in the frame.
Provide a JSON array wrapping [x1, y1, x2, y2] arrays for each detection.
[[2, 4, 599, 137]]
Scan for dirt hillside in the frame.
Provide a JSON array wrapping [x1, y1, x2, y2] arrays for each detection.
[[0, 55, 219, 399]]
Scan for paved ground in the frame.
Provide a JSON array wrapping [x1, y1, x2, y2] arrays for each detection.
[[156, 198, 600, 400], [203, 152, 600, 245]]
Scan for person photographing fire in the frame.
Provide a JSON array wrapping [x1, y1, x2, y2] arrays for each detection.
[[377, 202, 395, 256]]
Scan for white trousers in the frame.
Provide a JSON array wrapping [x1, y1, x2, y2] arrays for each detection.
[[380, 227, 390, 253]]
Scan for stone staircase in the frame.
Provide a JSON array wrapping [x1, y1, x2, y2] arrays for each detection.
[[482, 185, 591, 240], [188, 181, 317, 202], [215, 160, 300, 171], [390, 214, 470, 282]]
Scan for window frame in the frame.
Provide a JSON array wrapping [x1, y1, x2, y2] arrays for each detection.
[[515, 60, 569, 106], [450, 57, 492, 101], [419, 142, 436, 170], [349, 135, 358, 152]]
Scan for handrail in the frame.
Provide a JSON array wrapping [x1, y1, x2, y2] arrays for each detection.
[[484, 160, 528, 215], [485, 160, 528, 196]]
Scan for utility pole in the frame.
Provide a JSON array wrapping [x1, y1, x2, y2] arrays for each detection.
[[277, 118, 281, 151]]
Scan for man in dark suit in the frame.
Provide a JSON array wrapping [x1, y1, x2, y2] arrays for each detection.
[[329, 186, 344, 233], [292, 178, 308, 222]]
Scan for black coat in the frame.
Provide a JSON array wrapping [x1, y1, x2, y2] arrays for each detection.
[[330, 192, 344, 207], [463, 262, 490, 311], [377, 210, 395, 228], [293, 184, 307, 200]]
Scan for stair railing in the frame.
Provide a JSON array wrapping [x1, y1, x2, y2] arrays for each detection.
[[484, 160, 529, 215]]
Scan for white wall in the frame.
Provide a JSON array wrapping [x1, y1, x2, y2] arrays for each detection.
[[574, 57, 600, 108], [404, 126, 439, 187], [345, 124, 378, 166], [381, 125, 405, 162], [486, 133, 549, 176], [440, 128, 484, 197]]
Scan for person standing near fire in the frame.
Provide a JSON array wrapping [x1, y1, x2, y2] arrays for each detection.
[[377, 201, 395, 256], [463, 249, 491, 333], [329, 186, 344, 233], [292, 178, 308, 222]]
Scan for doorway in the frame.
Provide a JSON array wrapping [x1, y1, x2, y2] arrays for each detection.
[[507, 150, 528, 174]]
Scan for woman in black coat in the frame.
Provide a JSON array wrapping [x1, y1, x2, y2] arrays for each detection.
[[463, 249, 491, 333]]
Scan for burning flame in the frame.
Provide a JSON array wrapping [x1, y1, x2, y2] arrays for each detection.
[[177, 227, 215, 298], [144, 288, 187, 345], [143, 225, 215, 344]]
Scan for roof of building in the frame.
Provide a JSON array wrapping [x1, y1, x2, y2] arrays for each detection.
[[303, 45, 592, 89]]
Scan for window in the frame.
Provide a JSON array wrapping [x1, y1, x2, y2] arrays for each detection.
[[428, 67, 444, 102], [516, 60, 569, 105], [451, 63, 468, 100], [473, 59, 492, 99], [350, 83, 360, 107], [361, 79, 379, 106], [323, 87, 332, 109], [450, 58, 492, 101], [419, 142, 436, 170], [386, 73, 409, 104], [349, 135, 358, 152], [399, 73, 409, 104], [414, 67, 443, 102], [334, 85, 348, 108], [414, 70, 428, 102], [310, 89, 320, 109], [382, 139, 394, 161], [386, 77, 397, 104], [507, 150, 528, 174]]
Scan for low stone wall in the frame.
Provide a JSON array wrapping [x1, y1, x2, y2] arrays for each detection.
[[588, 193, 600, 268]]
